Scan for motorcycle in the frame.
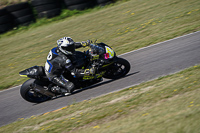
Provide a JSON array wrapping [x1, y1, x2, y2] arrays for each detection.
[[19, 41, 131, 103]]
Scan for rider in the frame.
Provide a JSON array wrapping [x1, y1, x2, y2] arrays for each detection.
[[45, 37, 95, 95]]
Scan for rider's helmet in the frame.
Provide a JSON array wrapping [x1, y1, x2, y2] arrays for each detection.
[[57, 37, 75, 55]]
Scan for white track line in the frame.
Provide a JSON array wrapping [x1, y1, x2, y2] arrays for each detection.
[[119, 31, 200, 56]]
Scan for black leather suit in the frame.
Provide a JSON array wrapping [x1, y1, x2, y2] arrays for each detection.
[[44, 42, 86, 93]]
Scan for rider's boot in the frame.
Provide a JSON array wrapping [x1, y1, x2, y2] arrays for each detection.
[[52, 76, 74, 95]]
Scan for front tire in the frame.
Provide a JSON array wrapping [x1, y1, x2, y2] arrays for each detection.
[[20, 79, 50, 103], [103, 57, 130, 79]]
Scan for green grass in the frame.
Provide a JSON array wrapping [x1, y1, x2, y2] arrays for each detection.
[[0, 0, 28, 8], [0, 0, 200, 90], [0, 65, 200, 133]]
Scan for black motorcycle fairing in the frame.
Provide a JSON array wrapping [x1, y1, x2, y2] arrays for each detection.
[[96, 43, 116, 56], [74, 51, 88, 69], [19, 41, 130, 103], [19, 66, 45, 79]]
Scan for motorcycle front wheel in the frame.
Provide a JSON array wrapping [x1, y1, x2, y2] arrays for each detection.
[[20, 79, 50, 103], [103, 57, 130, 79]]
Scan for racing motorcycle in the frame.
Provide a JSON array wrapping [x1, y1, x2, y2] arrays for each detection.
[[19, 41, 130, 103]]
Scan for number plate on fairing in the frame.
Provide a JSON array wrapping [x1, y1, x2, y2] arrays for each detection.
[[105, 46, 114, 59]]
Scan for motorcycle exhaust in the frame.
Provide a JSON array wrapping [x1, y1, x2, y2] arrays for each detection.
[[32, 83, 55, 97]]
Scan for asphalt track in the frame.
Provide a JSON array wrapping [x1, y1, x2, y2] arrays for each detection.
[[0, 31, 200, 127]]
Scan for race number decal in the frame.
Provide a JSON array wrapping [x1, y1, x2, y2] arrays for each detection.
[[105, 46, 114, 58], [47, 50, 52, 60], [45, 50, 53, 72]]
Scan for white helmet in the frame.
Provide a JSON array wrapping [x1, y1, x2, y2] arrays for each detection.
[[57, 37, 75, 55]]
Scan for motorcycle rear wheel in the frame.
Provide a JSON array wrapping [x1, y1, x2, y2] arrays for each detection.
[[20, 79, 50, 103], [103, 57, 130, 79]]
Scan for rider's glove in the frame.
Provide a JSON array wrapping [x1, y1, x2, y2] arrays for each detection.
[[81, 40, 91, 47]]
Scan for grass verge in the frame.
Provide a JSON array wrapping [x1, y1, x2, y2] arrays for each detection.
[[0, 0, 28, 8], [0, 65, 200, 132], [0, 0, 200, 90]]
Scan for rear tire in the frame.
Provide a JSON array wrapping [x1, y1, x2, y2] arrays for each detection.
[[20, 79, 50, 103], [103, 57, 130, 79]]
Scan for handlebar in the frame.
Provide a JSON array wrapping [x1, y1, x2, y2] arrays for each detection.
[[89, 44, 105, 55]]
